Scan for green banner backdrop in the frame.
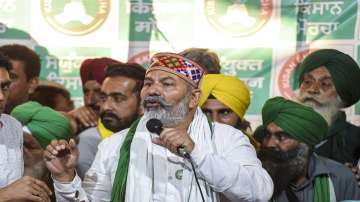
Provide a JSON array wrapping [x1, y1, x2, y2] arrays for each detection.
[[0, 0, 359, 127]]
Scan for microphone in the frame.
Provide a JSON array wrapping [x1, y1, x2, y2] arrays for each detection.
[[146, 118, 163, 135], [146, 118, 190, 158]]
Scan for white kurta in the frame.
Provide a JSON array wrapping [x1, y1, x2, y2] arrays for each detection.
[[0, 114, 24, 188], [54, 109, 273, 202]]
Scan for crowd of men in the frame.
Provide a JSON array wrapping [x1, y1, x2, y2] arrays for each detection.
[[0, 44, 360, 202]]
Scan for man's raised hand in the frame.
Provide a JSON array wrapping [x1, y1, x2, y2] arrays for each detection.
[[43, 139, 79, 182]]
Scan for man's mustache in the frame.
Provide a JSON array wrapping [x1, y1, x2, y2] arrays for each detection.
[[299, 93, 326, 106], [302, 97, 322, 105], [258, 147, 299, 162], [143, 96, 172, 108], [101, 112, 119, 120]]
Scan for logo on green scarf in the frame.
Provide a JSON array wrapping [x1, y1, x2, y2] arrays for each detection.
[[40, 0, 110, 35], [204, 0, 273, 37]]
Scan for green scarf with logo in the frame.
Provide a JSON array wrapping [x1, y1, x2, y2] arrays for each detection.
[[111, 116, 213, 202]]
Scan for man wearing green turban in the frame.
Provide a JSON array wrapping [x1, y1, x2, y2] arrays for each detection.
[[295, 49, 360, 165], [259, 96, 360, 202], [11, 101, 72, 148], [10, 101, 72, 198]]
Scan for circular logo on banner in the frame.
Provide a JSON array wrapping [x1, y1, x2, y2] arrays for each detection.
[[278, 49, 317, 99], [41, 0, 110, 36], [205, 0, 273, 37]]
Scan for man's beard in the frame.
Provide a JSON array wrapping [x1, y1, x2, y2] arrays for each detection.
[[143, 95, 189, 127], [0, 102, 4, 115], [100, 111, 136, 132], [294, 90, 342, 125], [258, 143, 310, 198], [4, 102, 15, 114]]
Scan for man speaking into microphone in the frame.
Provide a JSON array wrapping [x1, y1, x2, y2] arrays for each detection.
[[43, 52, 273, 202]]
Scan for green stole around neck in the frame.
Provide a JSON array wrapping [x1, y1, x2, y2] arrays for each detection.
[[110, 118, 140, 202], [110, 116, 213, 202], [271, 174, 333, 202]]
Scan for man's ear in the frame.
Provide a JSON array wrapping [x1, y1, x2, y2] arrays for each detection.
[[189, 88, 201, 109], [28, 77, 39, 94]]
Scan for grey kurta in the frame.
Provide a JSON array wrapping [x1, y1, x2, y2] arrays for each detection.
[[76, 127, 101, 179], [273, 154, 360, 202]]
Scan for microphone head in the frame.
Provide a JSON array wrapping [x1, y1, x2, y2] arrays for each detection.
[[146, 118, 163, 135]]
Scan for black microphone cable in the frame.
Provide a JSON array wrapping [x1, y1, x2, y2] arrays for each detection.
[[183, 153, 206, 202]]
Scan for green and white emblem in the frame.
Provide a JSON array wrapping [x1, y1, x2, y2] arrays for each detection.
[[41, 0, 110, 35], [204, 0, 273, 37]]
